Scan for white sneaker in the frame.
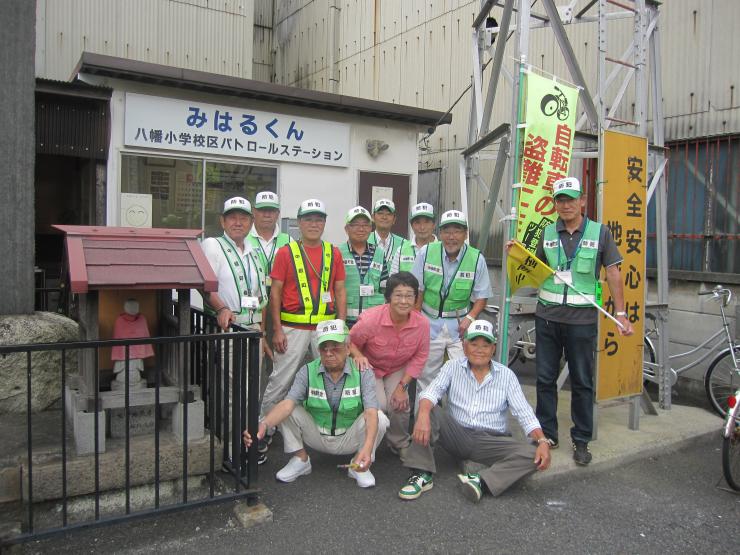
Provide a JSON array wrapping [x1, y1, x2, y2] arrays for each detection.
[[348, 467, 376, 488], [276, 456, 312, 483]]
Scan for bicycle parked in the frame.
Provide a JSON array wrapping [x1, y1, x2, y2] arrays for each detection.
[[643, 285, 739, 417]]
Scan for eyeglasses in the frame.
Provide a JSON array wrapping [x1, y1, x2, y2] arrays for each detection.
[[390, 293, 416, 302]]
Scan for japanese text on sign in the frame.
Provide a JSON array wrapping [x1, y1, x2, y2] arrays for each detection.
[[596, 130, 649, 401], [124, 93, 350, 167], [516, 73, 579, 253]]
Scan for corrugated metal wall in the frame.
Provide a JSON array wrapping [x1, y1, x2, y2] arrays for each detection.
[[267, 0, 740, 251], [35, 0, 255, 81]]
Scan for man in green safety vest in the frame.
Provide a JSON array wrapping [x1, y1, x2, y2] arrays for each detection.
[[243, 319, 388, 487], [340, 206, 389, 327], [258, 199, 347, 456], [247, 191, 292, 293], [391, 202, 438, 274], [533, 177, 633, 466], [247, 191, 293, 394], [411, 210, 492, 391], [201, 196, 268, 463], [368, 199, 412, 281]]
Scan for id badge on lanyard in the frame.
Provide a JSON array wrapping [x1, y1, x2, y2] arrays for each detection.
[[359, 284, 375, 297], [241, 296, 260, 310]]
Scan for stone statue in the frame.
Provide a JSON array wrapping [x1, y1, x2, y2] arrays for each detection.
[[110, 299, 154, 391]]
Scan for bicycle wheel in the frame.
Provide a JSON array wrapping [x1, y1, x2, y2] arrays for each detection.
[[722, 419, 740, 491], [704, 346, 740, 417], [507, 320, 536, 366]]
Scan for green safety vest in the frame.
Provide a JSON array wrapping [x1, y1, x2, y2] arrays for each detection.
[[421, 242, 481, 318], [247, 231, 292, 288], [395, 240, 417, 273], [538, 219, 602, 307], [304, 358, 363, 436], [340, 242, 386, 322], [369, 231, 407, 266], [280, 241, 337, 325], [204, 235, 267, 325]]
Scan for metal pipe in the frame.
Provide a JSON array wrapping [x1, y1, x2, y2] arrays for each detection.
[[480, 0, 514, 136]]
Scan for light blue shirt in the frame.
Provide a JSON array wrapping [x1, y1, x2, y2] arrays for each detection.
[[411, 243, 492, 340], [420, 357, 541, 436]]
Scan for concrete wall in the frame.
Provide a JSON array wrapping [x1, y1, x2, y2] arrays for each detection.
[[0, 0, 35, 315]]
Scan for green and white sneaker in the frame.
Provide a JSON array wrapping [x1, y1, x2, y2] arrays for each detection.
[[457, 473, 483, 503], [398, 472, 433, 500]]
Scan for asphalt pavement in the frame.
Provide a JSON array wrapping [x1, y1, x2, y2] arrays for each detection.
[[13, 424, 739, 554]]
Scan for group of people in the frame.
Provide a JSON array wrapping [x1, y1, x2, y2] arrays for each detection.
[[202, 176, 633, 503]]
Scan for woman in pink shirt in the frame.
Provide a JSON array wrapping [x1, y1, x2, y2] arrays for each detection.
[[349, 272, 430, 454]]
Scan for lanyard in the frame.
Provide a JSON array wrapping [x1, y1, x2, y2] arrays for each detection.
[[440, 244, 466, 300], [556, 218, 589, 271], [257, 235, 278, 273], [299, 241, 328, 289], [347, 242, 372, 284], [376, 231, 395, 263]]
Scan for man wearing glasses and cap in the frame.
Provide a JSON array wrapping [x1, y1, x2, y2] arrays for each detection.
[[398, 320, 551, 502], [341, 206, 389, 327], [259, 199, 347, 456], [201, 196, 268, 463], [368, 199, 412, 277], [243, 319, 388, 488], [411, 210, 492, 391], [390, 202, 438, 274]]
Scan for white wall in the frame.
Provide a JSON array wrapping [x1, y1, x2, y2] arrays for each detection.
[[81, 74, 421, 245]]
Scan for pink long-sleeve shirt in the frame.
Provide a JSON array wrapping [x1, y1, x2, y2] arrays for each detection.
[[349, 304, 430, 379]]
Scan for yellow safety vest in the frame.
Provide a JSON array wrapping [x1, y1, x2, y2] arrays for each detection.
[[280, 241, 337, 325]]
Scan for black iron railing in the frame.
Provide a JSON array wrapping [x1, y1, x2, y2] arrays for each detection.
[[0, 309, 261, 547]]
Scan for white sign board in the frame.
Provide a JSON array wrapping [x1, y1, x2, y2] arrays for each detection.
[[371, 186, 394, 208], [120, 193, 152, 228], [124, 93, 350, 167]]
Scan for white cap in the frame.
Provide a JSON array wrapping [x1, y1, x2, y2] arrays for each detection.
[[316, 319, 349, 345], [373, 199, 396, 213], [297, 199, 327, 217], [410, 202, 435, 221], [223, 196, 252, 215], [254, 191, 280, 209], [345, 206, 372, 224], [439, 209, 468, 228], [465, 319, 496, 343], [552, 177, 582, 199]]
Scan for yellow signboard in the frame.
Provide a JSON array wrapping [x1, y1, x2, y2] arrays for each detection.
[[596, 130, 648, 401], [516, 72, 579, 253]]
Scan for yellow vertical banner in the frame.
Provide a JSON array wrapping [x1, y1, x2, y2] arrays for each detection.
[[596, 130, 648, 401], [516, 72, 579, 252]]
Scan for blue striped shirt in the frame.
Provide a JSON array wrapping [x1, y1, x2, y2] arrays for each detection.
[[419, 357, 541, 435]]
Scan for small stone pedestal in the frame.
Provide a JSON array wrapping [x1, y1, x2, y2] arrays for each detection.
[[109, 405, 156, 439], [172, 401, 205, 442]]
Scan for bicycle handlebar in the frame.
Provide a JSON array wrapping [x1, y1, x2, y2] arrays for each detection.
[[697, 285, 732, 306]]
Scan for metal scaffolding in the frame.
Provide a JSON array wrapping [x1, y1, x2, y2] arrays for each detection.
[[462, 0, 672, 421]]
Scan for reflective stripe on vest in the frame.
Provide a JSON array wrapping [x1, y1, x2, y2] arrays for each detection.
[[280, 241, 336, 325], [304, 358, 363, 436], [421, 242, 480, 318], [537, 220, 601, 307], [204, 236, 266, 325], [340, 242, 386, 321]]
